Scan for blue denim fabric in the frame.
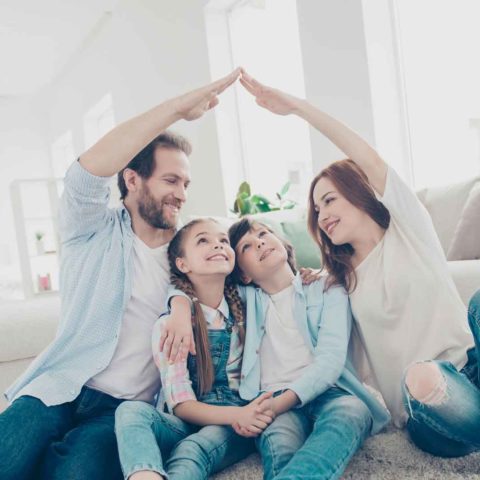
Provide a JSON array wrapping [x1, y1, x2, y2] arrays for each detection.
[[0, 387, 124, 480], [402, 289, 480, 457], [256, 388, 372, 480], [115, 323, 253, 479]]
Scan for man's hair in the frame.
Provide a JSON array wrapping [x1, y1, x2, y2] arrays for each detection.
[[117, 131, 192, 200]]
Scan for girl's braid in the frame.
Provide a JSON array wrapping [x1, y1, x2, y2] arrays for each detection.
[[224, 280, 246, 345]]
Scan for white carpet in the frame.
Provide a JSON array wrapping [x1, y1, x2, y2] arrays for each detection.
[[213, 426, 480, 479]]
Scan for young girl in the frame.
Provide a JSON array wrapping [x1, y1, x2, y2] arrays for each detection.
[[237, 70, 480, 457], [166, 218, 390, 480], [114, 218, 274, 480]]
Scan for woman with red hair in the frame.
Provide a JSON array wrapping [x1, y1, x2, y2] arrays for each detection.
[[239, 69, 480, 457]]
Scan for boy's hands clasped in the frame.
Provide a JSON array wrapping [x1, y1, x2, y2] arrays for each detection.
[[232, 391, 276, 438]]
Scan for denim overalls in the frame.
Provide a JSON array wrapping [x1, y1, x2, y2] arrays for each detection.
[[188, 317, 247, 408], [115, 315, 253, 480]]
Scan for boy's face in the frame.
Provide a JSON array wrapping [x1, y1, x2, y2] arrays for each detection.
[[234, 223, 288, 284]]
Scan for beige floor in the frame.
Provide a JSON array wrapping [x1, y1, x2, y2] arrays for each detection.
[[213, 426, 480, 480]]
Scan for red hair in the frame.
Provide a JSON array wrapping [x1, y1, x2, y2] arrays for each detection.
[[307, 159, 390, 292]]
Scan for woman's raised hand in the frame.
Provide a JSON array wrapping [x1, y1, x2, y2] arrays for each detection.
[[239, 69, 302, 116]]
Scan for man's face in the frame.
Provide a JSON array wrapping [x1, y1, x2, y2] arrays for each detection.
[[136, 147, 191, 229]]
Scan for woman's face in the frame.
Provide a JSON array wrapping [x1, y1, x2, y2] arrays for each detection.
[[312, 177, 366, 245], [176, 220, 235, 277], [234, 223, 288, 284]]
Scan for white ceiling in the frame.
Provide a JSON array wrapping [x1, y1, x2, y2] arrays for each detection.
[[0, 0, 118, 96]]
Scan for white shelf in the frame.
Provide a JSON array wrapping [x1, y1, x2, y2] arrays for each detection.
[[10, 178, 63, 298]]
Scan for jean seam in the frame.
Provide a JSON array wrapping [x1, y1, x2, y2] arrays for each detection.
[[198, 427, 241, 473], [155, 411, 190, 438], [318, 416, 371, 480], [262, 432, 280, 478]]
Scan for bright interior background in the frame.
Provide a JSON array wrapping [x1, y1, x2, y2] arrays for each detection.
[[1, 0, 479, 300]]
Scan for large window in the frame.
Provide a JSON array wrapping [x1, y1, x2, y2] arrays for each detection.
[[395, 0, 480, 188], [51, 130, 75, 179], [205, 0, 312, 210], [364, 0, 480, 189], [83, 92, 115, 150]]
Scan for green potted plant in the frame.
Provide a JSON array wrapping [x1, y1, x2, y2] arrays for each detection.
[[35, 231, 45, 255], [232, 181, 297, 217]]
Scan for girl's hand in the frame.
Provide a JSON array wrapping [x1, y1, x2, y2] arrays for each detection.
[[239, 69, 303, 116], [233, 392, 275, 437], [299, 267, 323, 285], [232, 422, 257, 438], [171, 68, 241, 121]]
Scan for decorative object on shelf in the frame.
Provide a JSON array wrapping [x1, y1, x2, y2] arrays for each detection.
[[232, 181, 297, 217], [35, 231, 45, 255], [37, 273, 52, 292]]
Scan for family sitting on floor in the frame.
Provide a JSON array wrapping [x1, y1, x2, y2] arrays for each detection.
[[2, 68, 479, 480]]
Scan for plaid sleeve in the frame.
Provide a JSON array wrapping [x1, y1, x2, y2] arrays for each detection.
[[152, 316, 196, 412]]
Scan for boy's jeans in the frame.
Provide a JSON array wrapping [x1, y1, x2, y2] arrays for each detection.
[[0, 386, 124, 480], [403, 289, 480, 457], [115, 400, 254, 479], [256, 387, 372, 480]]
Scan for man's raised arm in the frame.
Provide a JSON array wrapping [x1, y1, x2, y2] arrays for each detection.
[[80, 68, 241, 177]]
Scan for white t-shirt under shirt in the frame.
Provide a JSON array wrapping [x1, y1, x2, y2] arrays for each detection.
[[87, 234, 170, 403], [349, 166, 474, 427], [260, 284, 314, 392]]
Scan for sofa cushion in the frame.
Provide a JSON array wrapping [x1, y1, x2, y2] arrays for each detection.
[[0, 294, 60, 362], [281, 218, 321, 269], [447, 182, 480, 261], [417, 177, 479, 254]]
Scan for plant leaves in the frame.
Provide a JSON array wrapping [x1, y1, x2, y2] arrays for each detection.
[[238, 181, 251, 196], [278, 181, 291, 198]]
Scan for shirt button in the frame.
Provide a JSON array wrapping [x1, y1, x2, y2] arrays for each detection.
[[241, 374, 245, 379], [70, 389, 75, 396], [255, 349, 259, 354]]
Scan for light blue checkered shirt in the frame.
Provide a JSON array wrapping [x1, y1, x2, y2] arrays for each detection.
[[5, 161, 136, 405]]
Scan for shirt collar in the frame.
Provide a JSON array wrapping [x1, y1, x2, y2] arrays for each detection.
[[252, 272, 304, 296], [200, 296, 230, 325], [292, 272, 305, 295]]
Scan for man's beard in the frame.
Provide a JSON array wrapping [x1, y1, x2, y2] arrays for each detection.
[[137, 185, 179, 230]]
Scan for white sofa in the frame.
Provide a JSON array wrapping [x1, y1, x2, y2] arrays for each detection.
[[1, 178, 479, 479]]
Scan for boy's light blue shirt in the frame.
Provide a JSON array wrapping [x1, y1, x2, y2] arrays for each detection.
[[238, 274, 390, 434], [168, 275, 391, 434], [5, 161, 136, 405]]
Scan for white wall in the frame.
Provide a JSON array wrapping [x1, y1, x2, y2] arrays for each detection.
[[35, 0, 227, 217], [296, 0, 376, 174], [0, 97, 52, 267]]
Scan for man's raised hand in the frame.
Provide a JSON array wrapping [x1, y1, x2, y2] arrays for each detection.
[[172, 68, 241, 121]]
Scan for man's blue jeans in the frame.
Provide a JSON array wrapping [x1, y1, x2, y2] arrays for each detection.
[[403, 289, 480, 457], [115, 400, 255, 479], [256, 388, 372, 480], [0, 387, 124, 480]]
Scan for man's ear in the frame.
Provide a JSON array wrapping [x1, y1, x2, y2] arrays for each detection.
[[176, 257, 190, 274], [124, 168, 141, 195]]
